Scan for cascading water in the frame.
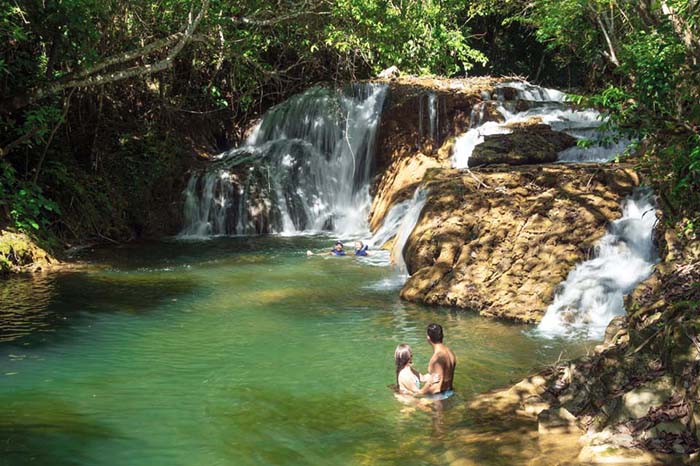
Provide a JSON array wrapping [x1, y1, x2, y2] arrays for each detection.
[[452, 81, 631, 169], [418, 92, 440, 145], [180, 83, 388, 238], [368, 188, 428, 272], [535, 188, 658, 340]]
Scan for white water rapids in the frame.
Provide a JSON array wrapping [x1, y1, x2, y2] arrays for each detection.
[[536, 188, 658, 339], [452, 81, 631, 169]]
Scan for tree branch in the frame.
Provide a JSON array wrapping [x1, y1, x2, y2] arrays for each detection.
[[4, 0, 210, 112], [33, 88, 75, 183], [594, 10, 620, 66], [661, 1, 700, 64]]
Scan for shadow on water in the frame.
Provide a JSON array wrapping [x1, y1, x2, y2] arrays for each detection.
[[69, 236, 332, 270], [0, 394, 118, 466], [0, 271, 200, 346], [210, 387, 453, 466]]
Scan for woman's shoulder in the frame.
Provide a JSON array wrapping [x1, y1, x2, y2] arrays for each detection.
[[398, 366, 416, 382]]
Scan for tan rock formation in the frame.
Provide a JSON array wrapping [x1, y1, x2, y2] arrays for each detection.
[[468, 228, 700, 463], [399, 164, 640, 323], [369, 76, 502, 230]]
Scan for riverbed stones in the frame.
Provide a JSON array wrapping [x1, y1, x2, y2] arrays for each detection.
[[537, 407, 579, 435], [399, 164, 639, 322], [619, 376, 675, 420]]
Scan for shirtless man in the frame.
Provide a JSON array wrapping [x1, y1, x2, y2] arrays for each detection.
[[423, 323, 456, 395]]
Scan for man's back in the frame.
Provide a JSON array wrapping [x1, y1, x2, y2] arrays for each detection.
[[428, 344, 456, 392]]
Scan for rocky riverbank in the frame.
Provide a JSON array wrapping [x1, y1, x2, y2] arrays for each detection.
[[368, 75, 700, 462], [467, 228, 700, 463]]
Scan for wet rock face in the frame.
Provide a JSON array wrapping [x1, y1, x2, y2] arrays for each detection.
[[469, 124, 577, 167], [399, 164, 640, 323], [369, 76, 502, 230]]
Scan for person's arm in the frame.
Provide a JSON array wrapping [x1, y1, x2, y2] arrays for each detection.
[[418, 359, 444, 395]]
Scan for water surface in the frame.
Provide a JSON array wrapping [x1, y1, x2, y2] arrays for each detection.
[[1, 237, 589, 465]]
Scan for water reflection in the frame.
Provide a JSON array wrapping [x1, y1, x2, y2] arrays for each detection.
[[0, 270, 201, 346], [0, 237, 590, 465], [0, 274, 56, 342]]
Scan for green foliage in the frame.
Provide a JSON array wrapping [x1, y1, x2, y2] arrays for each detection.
[[516, 0, 700, 229], [324, 0, 486, 76], [0, 0, 497, 242], [0, 161, 59, 234]]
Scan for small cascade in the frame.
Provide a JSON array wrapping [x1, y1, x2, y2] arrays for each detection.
[[180, 84, 387, 238], [369, 188, 428, 272], [418, 92, 440, 146], [536, 188, 658, 340], [452, 81, 631, 169], [428, 92, 438, 143], [469, 102, 487, 128]]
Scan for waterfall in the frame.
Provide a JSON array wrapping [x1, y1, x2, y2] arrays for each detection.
[[369, 188, 428, 272], [180, 83, 388, 238], [535, 188, 658, 340], [452, 81, 631, 169], [428, 92, 438, 143], [418, 92, 439, 146]]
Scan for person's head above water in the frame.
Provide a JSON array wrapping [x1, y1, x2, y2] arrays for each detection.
[[353, 240, 369, 256], [334, 241, 344, 251], [394, 343, 413, 383], [427, 323, 444, 344]]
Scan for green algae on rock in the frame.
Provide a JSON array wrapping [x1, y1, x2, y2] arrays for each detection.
[[0, 230, 56, 274]]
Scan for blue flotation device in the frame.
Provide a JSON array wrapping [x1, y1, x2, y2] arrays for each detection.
[[355, 244, 369, 256]]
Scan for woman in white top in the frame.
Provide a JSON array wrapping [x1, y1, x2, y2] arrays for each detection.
[[394, 344, 439, 396]]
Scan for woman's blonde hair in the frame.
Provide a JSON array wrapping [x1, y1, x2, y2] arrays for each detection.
[[394, 344, 412, 385]]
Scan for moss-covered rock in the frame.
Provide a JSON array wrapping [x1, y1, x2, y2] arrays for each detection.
[[0, 230, 56, 274]]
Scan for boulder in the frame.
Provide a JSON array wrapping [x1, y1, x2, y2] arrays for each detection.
[[377, 66, 400, 79], [469, 124, 577, 167]]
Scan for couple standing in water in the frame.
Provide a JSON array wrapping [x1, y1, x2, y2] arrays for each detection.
[[395, 323, 456, 400]]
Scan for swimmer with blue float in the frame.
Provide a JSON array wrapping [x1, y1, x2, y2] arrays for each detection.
[[306, 240, 372, 257]]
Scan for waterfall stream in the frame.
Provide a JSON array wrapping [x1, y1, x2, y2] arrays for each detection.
[[535, 188, 658, 339], [452, 81, 631, 169], [180, 83, 387, 238], [178, 79, 656, 341], [368, 188, 428, 272]]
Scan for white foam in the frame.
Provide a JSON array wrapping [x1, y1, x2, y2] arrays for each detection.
[[535, 189, 658, 340]]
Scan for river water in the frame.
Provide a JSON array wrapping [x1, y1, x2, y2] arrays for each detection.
[[0, 237, 589, 466]]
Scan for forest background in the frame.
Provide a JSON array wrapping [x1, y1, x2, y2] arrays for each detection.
[[0, 0, 697, 248]]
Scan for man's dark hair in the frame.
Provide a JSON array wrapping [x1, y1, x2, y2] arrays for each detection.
[[427, 323, 443, 343]]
